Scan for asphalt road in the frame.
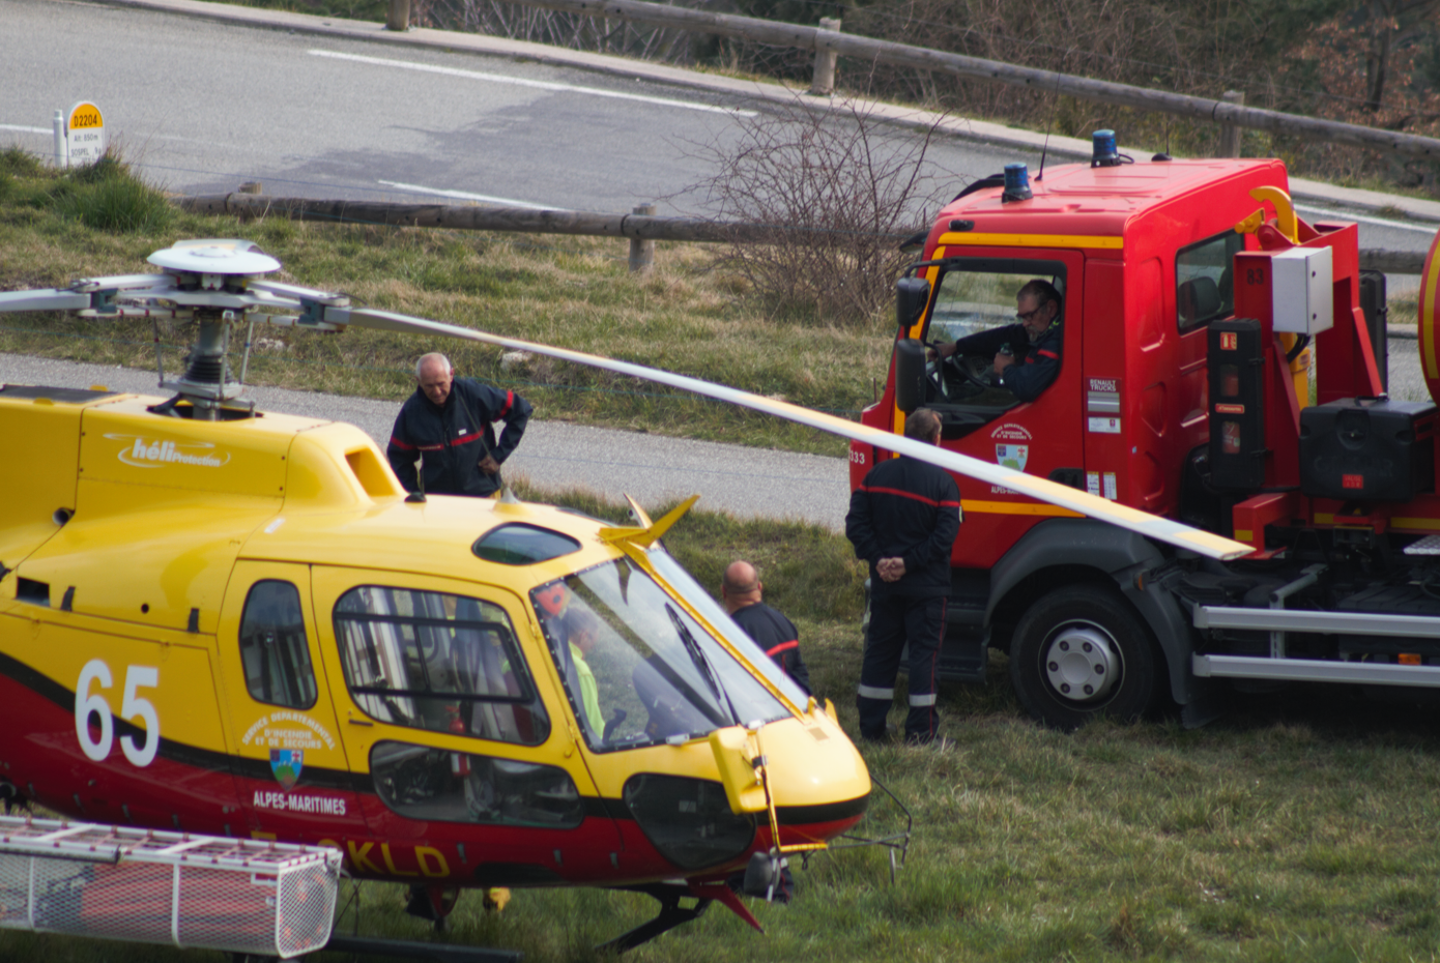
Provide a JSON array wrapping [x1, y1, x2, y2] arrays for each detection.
[[0, 352, 853, 528], [4, 0, 1434, 268], [0, 0, 1035, 216]]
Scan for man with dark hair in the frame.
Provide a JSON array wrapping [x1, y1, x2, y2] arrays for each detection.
[[845, 408, 961, 745], [722, 560, 811, 696], [387, 352, 532, 497], [934, 278, 1062, 402]]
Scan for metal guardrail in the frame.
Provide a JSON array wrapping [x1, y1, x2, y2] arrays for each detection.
[[172, 193, 1432, 275], [482, 0, 1440, 161]]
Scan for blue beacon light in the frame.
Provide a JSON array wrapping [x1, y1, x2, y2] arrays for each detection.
[[1091, 129, 1120, 167], [1001, 163, 1032, 202]]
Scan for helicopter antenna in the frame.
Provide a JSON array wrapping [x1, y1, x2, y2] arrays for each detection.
[[406, 453, 427, 503]]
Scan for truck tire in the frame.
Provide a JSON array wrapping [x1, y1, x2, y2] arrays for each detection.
[[1009, 584, 1159, 729]]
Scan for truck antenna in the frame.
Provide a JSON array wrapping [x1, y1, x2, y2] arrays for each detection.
[[1036, 71, 1063, 182]]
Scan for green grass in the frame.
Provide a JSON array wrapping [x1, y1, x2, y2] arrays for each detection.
[[0, 148, 889, 457], [6, 492, 1440, 963]]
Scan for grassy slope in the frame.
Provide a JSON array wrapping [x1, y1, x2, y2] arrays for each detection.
[[6, 157, 1440, 963], [0, 151, 888, 457]]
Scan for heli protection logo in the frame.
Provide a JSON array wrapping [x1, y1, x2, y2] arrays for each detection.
[[270, 749, 304, 791], [106, 434, 231, 468]]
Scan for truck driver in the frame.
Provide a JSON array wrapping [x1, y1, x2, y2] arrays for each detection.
[[933, 279, 1062, 403]]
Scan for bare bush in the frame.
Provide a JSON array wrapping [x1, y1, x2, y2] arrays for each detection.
[[688, 100, 945, 326]]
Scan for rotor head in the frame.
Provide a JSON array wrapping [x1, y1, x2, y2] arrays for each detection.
[[147, 239, 281, 278]]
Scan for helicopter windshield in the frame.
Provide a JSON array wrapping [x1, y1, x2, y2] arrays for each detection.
[[532, 557, 790, 752], [644, 544, 812, 710]]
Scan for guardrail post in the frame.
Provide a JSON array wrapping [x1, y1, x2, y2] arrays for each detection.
[[238, 181, 263, 195], [629, 204, 656, 274], [1218, 90, 1245, 158], [387, 0, 410, 31], [810, 18, 841, 96]]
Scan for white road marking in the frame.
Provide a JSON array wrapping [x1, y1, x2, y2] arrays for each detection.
[[377, 180, 550, 208], [0, 125, 51, 134], [1296, 204, 1439, 235], [308, 49, 758, 117]]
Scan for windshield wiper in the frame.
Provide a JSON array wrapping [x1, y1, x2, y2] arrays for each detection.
[[666, 602, 740, 727]]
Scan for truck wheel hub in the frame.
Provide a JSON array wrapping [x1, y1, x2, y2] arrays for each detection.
[[1042, 624, 1118, 702]]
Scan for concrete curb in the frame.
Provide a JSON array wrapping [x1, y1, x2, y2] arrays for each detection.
[[86, 0, 1440, 226]]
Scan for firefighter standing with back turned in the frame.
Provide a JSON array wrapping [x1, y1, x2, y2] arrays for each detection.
[[845, 408, 961, 744]]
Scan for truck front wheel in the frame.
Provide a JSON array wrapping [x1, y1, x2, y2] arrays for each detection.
[[1009, 584, 1159, 729]]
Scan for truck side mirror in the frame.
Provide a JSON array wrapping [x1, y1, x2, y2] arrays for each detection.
[[895, 276, 930, 334], [894, 338, 926, 414]]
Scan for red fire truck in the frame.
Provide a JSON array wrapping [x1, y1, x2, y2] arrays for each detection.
[[851, 140, 1440, 727]]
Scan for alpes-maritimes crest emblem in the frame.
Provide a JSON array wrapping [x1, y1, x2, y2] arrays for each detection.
[[270, 748, 303, 790]]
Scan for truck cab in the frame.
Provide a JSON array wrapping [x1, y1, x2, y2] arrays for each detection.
[[854, 151, 1413, 728]]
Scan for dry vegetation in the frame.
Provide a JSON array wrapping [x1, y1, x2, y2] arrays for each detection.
[[690, 100, 945, 324]]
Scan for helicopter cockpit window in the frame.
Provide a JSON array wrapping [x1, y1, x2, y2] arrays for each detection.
[[239, 580, 318, 709], [531, 558, 789, 753], [472, 524, 581, 566], [333, 587, 550, 746], [370, 740, 584, 829]]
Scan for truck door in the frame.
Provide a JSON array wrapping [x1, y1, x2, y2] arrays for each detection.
[[216, 561, 368, 842], [311, 567, 621, 888], [917, 251, 1086, 568]]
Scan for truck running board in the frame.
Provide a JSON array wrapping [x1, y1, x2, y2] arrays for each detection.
[[1193, 654, 1440, 687], [1193, 606, 1440, 638]]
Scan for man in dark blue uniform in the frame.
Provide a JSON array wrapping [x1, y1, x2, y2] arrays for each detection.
[[934, 279, 1062, 403], [845, 408, 961, 744], [722, 560, 812, 696], [387, 353, 532, 497]]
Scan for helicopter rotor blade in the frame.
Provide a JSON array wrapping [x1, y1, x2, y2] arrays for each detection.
[[0, 289, 95, 312], [331, 306, 1251, 561]]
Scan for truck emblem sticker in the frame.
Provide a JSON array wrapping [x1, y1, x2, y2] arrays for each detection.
[[106, 434, 231, 468], [990, 423, 1032, 442], [1087, 417, 1122, 434], [1088, 377, 1120, 393], [995, 444, 1029, 471], [1085, 473, 1120, 500], [270, 749, 304, 790]]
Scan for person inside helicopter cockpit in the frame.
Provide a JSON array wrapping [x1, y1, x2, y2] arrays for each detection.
[[931, 278, 1062, 404], [532, 550, 808, 752]]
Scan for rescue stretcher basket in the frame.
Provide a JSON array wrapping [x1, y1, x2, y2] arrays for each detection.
[[0, 814, 341, 959]]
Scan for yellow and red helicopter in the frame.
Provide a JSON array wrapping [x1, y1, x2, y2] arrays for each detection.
[[0, 240, 1249, 951]]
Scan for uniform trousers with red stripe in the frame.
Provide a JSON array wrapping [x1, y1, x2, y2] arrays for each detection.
[[857, 594, 946, 743]]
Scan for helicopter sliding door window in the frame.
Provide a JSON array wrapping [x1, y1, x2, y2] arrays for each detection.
[[1177, 230, 1243, 331], [333, 587, 550, 746], [239, 580, 318, 709]]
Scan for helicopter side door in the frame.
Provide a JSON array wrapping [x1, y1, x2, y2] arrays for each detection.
[[215, 561, 368, 843], [311, 567, 622, 888]]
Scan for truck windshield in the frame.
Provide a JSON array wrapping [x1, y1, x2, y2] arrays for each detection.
[[531, 556, 789, 752]]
